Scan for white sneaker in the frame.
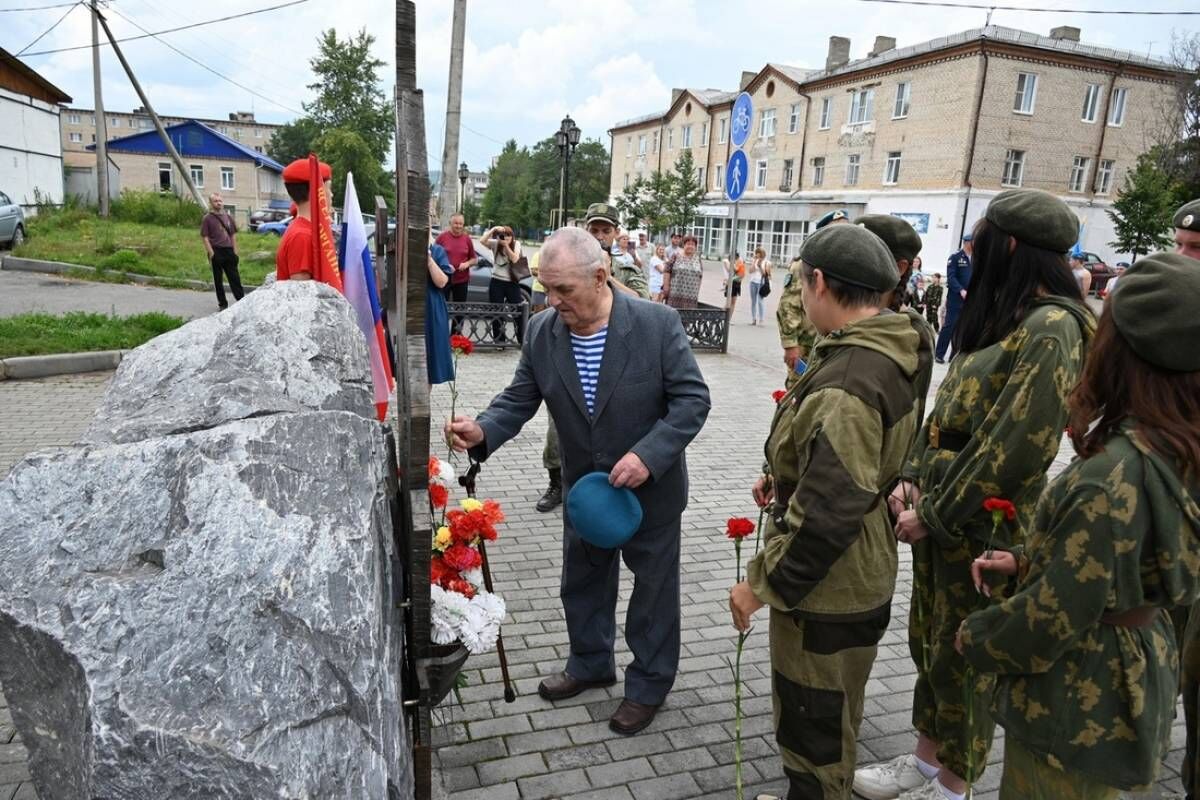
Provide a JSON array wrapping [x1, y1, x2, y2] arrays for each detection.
[[897, 780, 972, 800], [853, 754, 931, 800]]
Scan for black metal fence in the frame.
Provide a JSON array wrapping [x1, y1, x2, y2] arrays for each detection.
[[447, 301, 531, 350], [677, 303, 730, 352]]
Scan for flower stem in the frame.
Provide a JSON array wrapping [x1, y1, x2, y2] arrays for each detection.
[[754, 506, 765, 557], [734, 629, 748, 800]]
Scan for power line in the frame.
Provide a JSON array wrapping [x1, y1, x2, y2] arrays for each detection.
[[856, 0, 1200, 14], [104, 4, 304, 116], [15, 0, 78, 55], [462, 122, 507, 146], [0, 1, 76, 11], [21, 0, 310, 56]]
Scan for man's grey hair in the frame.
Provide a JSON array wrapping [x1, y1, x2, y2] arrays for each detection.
[[541, 226, 604, 278]]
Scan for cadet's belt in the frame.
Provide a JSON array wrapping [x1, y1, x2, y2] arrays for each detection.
[[929, 421, 971, 452], [1100, 606, 1162, 628]]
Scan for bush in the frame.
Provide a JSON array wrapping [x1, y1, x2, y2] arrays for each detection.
[[25, 195, 94, 236], [111, 190, 205, 227], [94, 222, 117, 254], [100, 250, 141, 271]]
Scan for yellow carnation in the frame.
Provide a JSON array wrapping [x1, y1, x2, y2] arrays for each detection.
[[433, 526, 452, 551], [460, 498, 483, 512]]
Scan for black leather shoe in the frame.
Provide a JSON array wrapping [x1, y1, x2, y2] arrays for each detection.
[[536, 469, 562, 512], [608, 699, 661, 735], [537, 671, 615, 701]]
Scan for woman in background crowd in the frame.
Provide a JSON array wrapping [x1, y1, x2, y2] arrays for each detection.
[[663, 235, 703, 310], [648, 244, 667, 302], [747, 247, 771, 325], [480, 225, 524, 342]]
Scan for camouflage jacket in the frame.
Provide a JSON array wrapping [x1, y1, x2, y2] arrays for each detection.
[[923, 283, 944, 320], [748, 311, 931, 619], [902, 298, 1094, 548], [611, 250, 650, 299], [961, 423, 1200, 790], [776, 258, 816, 353]]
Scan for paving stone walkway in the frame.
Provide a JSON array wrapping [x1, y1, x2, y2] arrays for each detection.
[[0, 339, 1184, 800]]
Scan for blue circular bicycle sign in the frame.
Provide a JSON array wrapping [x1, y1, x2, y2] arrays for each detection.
[[730, 92, 753, 149]]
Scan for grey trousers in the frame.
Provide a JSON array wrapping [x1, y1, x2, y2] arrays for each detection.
[[561, 515, 681, 706]]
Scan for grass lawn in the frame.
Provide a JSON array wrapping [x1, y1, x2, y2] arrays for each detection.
[[0, 311, 186, 358], [14, 216, 280, 286]]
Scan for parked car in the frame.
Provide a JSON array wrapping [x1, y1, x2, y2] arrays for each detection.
[[0, 190, 26, 249], [1078, 251, 1119, 295], [248, 208, 291, 231], [258, 217, 292, 237]]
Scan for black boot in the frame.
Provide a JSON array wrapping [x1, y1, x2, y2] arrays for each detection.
[[536, 468, 562, 512]]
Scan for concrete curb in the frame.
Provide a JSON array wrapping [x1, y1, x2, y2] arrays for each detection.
[[1, 254, 212, 292], [0, 350, 127, 381]]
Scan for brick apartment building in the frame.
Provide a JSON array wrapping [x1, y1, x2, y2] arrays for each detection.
[[609, 25, 1184, 264], [61, 107, 280, 155]]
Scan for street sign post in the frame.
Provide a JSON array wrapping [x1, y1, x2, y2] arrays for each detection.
[[724, 92, 753, 316]]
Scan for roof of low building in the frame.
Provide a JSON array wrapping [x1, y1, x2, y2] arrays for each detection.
[[88, 119, 283, 171], [0, 46, 72, 105], [611, 87, 736, 131]]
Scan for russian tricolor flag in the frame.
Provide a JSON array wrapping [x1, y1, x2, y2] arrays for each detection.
[[339, 172, 394, 421]]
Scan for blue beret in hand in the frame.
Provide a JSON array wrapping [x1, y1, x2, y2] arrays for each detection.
[[566, 472, 643, 548]]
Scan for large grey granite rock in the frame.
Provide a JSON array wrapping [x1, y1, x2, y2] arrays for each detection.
[[84, 280, 374, 445], [0, 280, 411, 799]]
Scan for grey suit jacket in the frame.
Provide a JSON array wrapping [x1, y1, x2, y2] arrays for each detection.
[[470, 291, 711, 528]]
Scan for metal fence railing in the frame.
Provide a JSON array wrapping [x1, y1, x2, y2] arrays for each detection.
[[447, 301, 531, 351]]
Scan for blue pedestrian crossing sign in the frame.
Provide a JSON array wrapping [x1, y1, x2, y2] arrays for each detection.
[[725, 150, 749, 202], [730, 92, 753, 149]]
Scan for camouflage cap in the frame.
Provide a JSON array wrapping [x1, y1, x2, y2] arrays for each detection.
[[585, 202, 620, 226], [1173, 199, 1200, 232], [1112, 251, 1200, 371], [800, 223, 899, 293], [814, 209, 850, 230], [985, 189, 1078, 252], [855, 214, 923, 263]]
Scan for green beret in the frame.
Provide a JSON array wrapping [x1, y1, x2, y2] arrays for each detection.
[[985, 189, 1079, 252], [799, 224, 899, 293], [1173, 199, 1200, 232], [855, 214, 922, 263], [1112, 252, 1200, 372], [585, 202, 619, 226]]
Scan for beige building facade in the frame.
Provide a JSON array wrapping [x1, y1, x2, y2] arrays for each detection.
[[609, 25, 1183, 264], [62, 108, 279, 156]]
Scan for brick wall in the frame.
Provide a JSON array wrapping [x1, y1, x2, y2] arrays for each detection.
[[109, 153, 280, 224]]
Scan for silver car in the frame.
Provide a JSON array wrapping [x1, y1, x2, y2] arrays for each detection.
[[0, 190, 25, 249]]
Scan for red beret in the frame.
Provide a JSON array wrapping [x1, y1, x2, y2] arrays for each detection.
[[282, 158, 332, 184]]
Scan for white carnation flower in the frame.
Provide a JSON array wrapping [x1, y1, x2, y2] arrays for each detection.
[[430, 584, 471, 645], [460, 603, 500, 654], [437, 460, 456, 484], [472, 591, 506, 626], [460, 567, 483, 589]]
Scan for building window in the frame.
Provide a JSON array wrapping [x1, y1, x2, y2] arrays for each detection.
[[788, 103, 801, 134], [845, 154, 861, 186], [1002, 149, 1025, 187], [626, 136, 632, 156], [1013, 72, 1038, 114], [714, 163, 724, 190], [158, 162, 172, 191], [667, 128, 674, 149], [1108, 87, 1128, 126], [220, 166, 235, 190], [90, 133, 95, 143], [624, 173, 630, 189], [884, 151, 902, 185], [68, 112, 80, 124], [700, 122, 709, 146], [696, 166, 705, 188], [781, 159, 794, 189], [759, 108, 776, 138], [819, 97, 832, 129], [718, 117, 728, 144], [190, 164, 204, 188], [682, 124, 693, 148], [893, 82, 911, 119], [849, 89, 874, 125], [69, 132, 82, 143], [1068, 156, 1090, 193], [755, 159, 768, 189], [255, 129, 263, 138], [1096, 159, 1115, 195], [1081, 84, 1101, 122], [638, 135, 646, 155], [652, 131, 659, 152], [812, 157, 826, 187]]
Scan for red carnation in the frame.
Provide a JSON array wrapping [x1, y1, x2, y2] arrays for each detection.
[[443, 543, 483, 572], [772, 389, 787, 404], [430, 555, 459, 587], [428, 455, 440, 477], [982, 497, 1017, 521], [481, 499, 505, 525], [446, 578, 476, 599], [450, 334, 474, 355], [429, 482, 449, 509], [726, 517, 756, 539]]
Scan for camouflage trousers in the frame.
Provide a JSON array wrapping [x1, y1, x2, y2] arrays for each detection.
[[769, 607, 887, 799], [1180, 600, 1200, 800], [999, 738, 1120, 800], [909, 536, 1006, 783], [543, 414, 560, 471]]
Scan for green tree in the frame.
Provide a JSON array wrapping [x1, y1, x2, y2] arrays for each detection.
[[462, 197, 481, 227], [303, 29, 392, 162], [568, 139, 613, 218], [312, 127, 389, 212], [667, 149, 705, 233], [267, 117, 322, 165], [1107, 153, 1177, 261]]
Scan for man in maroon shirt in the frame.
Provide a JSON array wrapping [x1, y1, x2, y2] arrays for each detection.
[[201, 193, 244, 309], [435, 214, 478, 331]]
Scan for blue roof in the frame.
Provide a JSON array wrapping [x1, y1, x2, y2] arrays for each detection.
[[88, 119, 283, 172]]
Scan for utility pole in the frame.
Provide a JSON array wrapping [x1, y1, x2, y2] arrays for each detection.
[[96, 10, 207, 210], [91, 0, 109, 216], [435, 0, 466, 227]]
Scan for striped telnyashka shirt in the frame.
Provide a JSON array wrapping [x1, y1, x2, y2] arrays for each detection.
[[570, 326, 608, 416]]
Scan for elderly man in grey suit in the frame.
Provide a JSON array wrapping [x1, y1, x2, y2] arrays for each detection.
[[448, 227, 711, 735]]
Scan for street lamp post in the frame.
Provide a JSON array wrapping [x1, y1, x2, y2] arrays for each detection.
[[457, 162, 469, 214], [554, 115, 581, 227]]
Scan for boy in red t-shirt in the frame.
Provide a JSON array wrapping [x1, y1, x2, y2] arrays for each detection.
[[275, 159, 332, 282]]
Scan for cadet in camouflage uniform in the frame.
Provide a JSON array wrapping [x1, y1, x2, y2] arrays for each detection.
[[729, 224, 930, 800], [855, 189, 1095, 800], [961, 252, 1200, 799], [777, 210, 846, 388]]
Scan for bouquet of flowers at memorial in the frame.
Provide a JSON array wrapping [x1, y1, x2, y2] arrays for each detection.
[[427, 456, 507, 655], [726, 515, 760, 800]]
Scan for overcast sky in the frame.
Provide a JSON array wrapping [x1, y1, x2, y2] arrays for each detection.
[[5, 0, 1197, 171]]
